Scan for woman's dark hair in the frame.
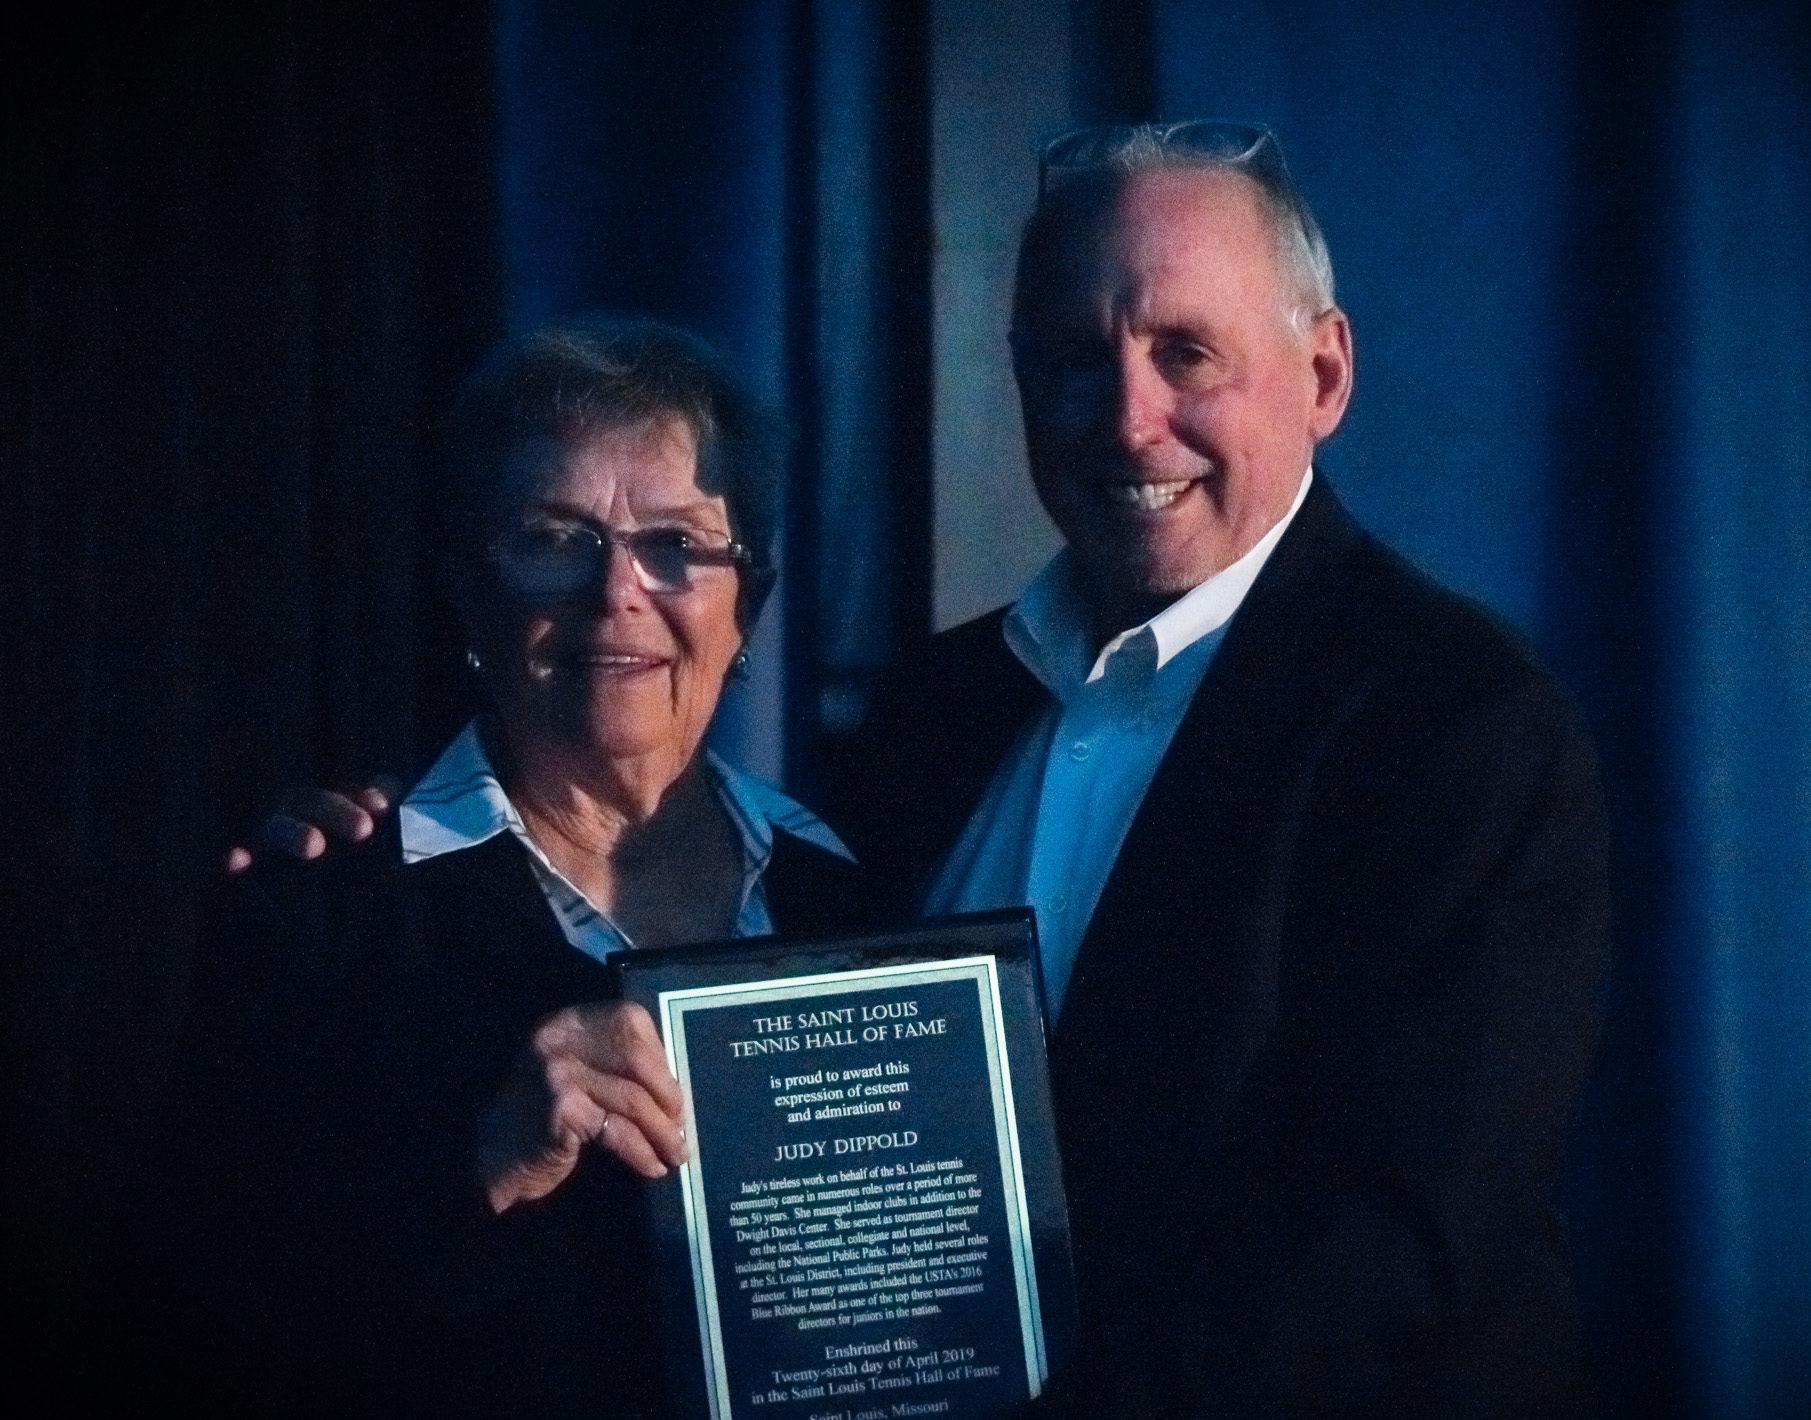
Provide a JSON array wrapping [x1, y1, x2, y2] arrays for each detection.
[[447, 315, 783, 630]]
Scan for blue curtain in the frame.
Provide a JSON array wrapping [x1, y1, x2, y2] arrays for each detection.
[[491, 0, 932, 792], [491, 0, 797, 780], [1148, 1, 1811, 1412], [1663, 5, 1811, 1410]]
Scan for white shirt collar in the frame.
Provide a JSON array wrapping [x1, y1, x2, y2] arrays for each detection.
[[397, 720, 518, 864], [1006, 466, 1314, 697], [399, 721, 850, 961], [400, 720, 849, 866]]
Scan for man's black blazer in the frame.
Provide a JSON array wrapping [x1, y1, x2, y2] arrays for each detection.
[[838, 476, 1612, 1417]]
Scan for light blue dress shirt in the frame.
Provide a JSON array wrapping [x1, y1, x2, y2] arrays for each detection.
[[925, 469, 1313, 1016]]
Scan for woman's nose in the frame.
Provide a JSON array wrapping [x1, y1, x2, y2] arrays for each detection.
[[595, 533, 652, 613]]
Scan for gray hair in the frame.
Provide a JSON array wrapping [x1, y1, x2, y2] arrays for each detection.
[[1015, 124, 1337, 340], [446, 316, 783, 630]]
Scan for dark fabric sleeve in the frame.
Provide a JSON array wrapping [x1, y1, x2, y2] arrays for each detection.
[[91, 834, 641, 1413], [95, 854, 396, 1410], [1048, 672, 1612, 1419], [314, 857, 656, 1412]]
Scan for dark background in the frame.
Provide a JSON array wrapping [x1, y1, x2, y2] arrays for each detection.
[[6, 1, 1807, 1413]]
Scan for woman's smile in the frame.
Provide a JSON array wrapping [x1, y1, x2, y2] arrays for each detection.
[[544, 647, 670, 677]]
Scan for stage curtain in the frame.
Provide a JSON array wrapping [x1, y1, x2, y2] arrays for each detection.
[[1148, 1, 1811, 1411], [4, 0, 498, 1383]]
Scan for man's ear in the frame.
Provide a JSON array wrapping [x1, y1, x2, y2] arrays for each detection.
[[1307, 307, 1354, 441]]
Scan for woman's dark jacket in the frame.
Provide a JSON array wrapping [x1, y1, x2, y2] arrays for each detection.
[[108, 818, 872, 1417]]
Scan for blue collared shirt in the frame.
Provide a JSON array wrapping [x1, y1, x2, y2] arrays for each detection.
[[925, 468, 1313, 1016], [399, 720, 852, 964]]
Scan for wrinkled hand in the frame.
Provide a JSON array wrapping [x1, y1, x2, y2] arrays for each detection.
[[224, 775, 403, 875], [477, 1001, 690, 1214]]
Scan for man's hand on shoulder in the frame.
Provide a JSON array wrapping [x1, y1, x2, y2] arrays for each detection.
[[224, 776, 403, 875]]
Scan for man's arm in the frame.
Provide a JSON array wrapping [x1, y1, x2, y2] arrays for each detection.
[[223, 777, 402, 873]]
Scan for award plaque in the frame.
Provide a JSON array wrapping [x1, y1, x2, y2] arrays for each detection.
[[618, 909, 1076, 1420]]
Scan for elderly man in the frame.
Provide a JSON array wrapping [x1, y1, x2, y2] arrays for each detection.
[[837, 123, 1610, 1416]]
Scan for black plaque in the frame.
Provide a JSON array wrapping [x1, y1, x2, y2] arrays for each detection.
[[618, 910, 1076, 1420]]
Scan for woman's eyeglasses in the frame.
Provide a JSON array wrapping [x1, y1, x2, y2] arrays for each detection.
[[487, 521, 753, 599]]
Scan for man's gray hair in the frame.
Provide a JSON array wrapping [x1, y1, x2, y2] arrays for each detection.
[[1015, 124, 1337, 340]]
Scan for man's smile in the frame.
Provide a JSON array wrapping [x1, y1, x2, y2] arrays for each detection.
[[1097, 478, 1201, 512]]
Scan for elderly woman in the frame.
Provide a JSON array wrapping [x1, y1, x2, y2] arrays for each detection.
[[418, 317, 862, 1198], [125, 318, 869, 1416]]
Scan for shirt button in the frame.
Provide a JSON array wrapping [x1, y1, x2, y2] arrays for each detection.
[[1050, 895, 1069, 915], [1068, 739, 1090, 761]]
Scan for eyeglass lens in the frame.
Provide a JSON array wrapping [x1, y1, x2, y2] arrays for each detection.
[[492, 524, 734, 597]]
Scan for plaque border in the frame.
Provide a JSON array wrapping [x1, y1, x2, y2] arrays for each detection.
[[617, 909, 1077, 1420], [657, 956, 1048, 1419]]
